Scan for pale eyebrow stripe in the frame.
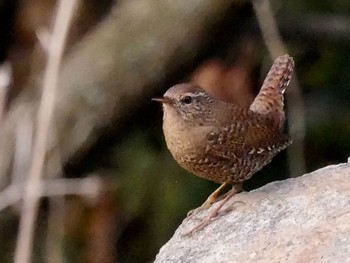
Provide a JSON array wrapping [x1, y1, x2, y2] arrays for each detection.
[[184, 92, 207, 98]]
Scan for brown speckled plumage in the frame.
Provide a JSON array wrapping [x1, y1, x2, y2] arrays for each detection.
[[157, 55, 293, 185], [153, 54, 294, 235]]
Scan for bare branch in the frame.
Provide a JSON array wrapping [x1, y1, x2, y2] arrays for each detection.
[[0, 62, 11, 123], [14, 1, 77, 263], [0, 176, 102, 212]]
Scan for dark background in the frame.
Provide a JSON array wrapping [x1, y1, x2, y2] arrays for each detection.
[[0, 0, 349, 262]]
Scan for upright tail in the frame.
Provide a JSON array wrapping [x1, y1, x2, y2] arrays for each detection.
[[249, 54, 294, 129]]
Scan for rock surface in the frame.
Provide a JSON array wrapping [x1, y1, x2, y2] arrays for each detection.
[[154, 163, 350, 263]]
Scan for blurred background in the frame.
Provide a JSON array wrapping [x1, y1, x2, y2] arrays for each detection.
[[0, 0, 349, 262]]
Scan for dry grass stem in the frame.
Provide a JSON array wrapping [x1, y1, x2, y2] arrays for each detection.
[[14, 1, 77, 263], [0, 177, 102, 212], [0, 62, 11, 124]]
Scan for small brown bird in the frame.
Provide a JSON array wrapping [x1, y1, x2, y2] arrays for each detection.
[[153, 54, 294, 235]]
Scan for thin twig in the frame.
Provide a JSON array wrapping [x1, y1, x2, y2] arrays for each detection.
[[0, 177, 102, 212], [252, 0, 306, 177], [0, 62, 11, 123], [14, 1, 77, 263]]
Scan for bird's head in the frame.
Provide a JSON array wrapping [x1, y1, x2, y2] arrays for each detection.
[[152, 83, 216, 125]]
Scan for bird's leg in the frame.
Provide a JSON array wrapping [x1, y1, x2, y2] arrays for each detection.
[[202, 181, 230, 208], [187, 182, 229, 218], [184, 183, 243, 236]]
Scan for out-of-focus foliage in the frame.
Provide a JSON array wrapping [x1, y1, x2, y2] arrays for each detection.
[[1, 0, 350, 262]]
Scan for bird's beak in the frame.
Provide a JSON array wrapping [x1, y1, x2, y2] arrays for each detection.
[[151, 97, 172, 104]]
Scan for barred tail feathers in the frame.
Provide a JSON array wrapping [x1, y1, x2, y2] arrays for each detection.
[[249, 54, 294, 128]]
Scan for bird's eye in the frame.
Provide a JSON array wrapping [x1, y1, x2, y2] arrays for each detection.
[[182, 96, 192, 104]]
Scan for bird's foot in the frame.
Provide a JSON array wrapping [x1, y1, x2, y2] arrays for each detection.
[[183, 209, 219, 236], [183, 184, 243, 236], [183, 200, 245, 236], [186, 182, 230, 219], [186, 198, 215, 219]]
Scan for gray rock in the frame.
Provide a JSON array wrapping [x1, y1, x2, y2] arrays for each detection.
[[154, 163, 350, 263]]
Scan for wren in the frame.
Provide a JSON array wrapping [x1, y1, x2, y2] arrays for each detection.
[[153, 54, 294, 235]]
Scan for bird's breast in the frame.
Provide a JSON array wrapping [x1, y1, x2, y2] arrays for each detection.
[[162, 113, 212, 162]]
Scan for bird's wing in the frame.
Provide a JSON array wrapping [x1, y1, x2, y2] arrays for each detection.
[[242, 123, 291, 154], [206, 119, 291, 159], [206, 123, 245, 159]]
